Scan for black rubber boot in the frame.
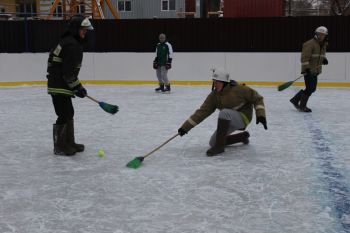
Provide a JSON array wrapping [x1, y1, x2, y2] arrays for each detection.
[[162, 84, 171, 93], [226, 131, 250, 146], [155, 84, 164, 92], [299, 92, 312, 112], [290, 90, 303, 110], [206, 119, 230, 156], [66, 119, 84, 152], [53, 124, 76, 156]]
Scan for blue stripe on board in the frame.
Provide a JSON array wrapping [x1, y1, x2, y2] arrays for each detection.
[[304, 114, 350, 232]]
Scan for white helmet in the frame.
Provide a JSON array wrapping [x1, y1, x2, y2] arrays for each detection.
[[315, 26, 328, 35], [211, 67, 230, 82], [81, 17, 94, 30]]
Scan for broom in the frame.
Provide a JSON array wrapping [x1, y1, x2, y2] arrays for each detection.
[[126, 133, 179, 169], [278, 65, 322, 92], [86, 95, 119, 114], [277, 74, 304, 92]]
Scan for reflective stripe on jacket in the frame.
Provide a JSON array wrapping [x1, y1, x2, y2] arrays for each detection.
[[180, 83, 266, 133], [47, 35, 83, 96]]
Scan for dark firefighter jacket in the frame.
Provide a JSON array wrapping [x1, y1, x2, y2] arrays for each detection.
[[47, 35, 83, 96]]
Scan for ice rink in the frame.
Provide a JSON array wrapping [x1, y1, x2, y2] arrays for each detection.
[[1, 84, 350, 233]]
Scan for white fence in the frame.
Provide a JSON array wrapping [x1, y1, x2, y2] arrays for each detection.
[[0, 52, 349, 84]]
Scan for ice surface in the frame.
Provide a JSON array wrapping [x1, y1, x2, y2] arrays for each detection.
[[0, 85, 350, 233]]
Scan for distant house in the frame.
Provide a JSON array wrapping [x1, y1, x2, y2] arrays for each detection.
[[39, 0, 90, 19], [0, 0, 33, 19], [105, 0, 187, 19], [0, 0, 16, 15]]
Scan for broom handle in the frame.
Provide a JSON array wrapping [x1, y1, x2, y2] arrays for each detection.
[[86, 95, 100, 104], [293, 65, 321, 82], [143, 133, 179, 159], [293, 74, 304, 82]]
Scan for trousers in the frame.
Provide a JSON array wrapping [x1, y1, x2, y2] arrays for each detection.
[[209, 109, 246, 147], [156, 66, 169, 84], [51, 95, 74, 125]]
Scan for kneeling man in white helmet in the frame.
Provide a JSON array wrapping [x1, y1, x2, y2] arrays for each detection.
[[177, 67, 267, 156]]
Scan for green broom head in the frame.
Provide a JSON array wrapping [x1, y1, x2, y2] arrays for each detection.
[[126, 157, 144, 169], [277, 81, 294, 92], [99, 102, 119, 114]]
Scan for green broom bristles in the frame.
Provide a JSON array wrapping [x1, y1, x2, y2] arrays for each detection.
[[126, 157, 144, 169], [277, 81, 294, 91], [278, 75, 304, 92], [126, 134, 179, 169], [99, 102, 119, 114]]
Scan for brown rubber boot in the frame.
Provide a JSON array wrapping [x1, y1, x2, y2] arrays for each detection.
[[226, 131, 250, 146], [66, 119, 84, 152], [53, 124, 76, 156], [299, 92, 312, 112], [290, 90, 303, 110], [206, 119, 231, 156]]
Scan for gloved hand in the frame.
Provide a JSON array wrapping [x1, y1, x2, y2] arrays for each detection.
[[256, 116, 267, 130], [178, 128, 187, 136], [74, 84, 87, 98], [302, 68, 311, 76], [153, 62, 158, 70], [322, 58, 328, 65], [166, 58, 172, 70]]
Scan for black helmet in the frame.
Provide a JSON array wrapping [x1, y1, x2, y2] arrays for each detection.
[[66, 15, 93, 37]]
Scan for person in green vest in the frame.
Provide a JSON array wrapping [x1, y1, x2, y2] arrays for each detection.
[[153, 33, 173, 93]]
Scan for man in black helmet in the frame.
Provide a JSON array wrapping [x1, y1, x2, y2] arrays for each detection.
[[47, 15, 93, 156]]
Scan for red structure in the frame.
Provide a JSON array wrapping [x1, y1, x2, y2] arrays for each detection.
[[223, 0, 284, 18]]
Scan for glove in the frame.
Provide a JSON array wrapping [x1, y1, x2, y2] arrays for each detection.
[[166, 58, 172, 70], [178, 128, 187, 136], [74, 84, 87, 98], [256, 116, 267, 130], [302, 68, 311, 76], [322, 58, 328, 65], [153, 62, 158, 69]]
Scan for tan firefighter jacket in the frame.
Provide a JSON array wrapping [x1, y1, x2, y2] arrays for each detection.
[[180, 83, 266, 133], [301, 37, 328, 75]]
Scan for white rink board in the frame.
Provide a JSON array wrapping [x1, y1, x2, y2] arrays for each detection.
[[0, 52, 349, 83]]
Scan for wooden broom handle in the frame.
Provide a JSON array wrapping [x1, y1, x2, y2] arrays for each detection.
[[143, 133, 179, 159], [86, 95, 99, 104]]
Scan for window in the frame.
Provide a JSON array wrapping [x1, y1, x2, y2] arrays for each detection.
[[161, 0, 175, 11], [16, 2, 36, 17], [118, 0, 131, 12], [53, 2, 62, 17], [76, 1, 86, 14]]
